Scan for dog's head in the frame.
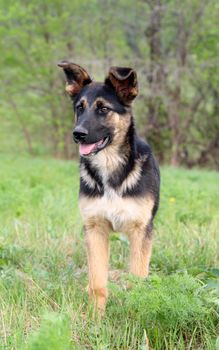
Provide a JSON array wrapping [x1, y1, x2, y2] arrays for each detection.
[[58, 61, 138, 157]]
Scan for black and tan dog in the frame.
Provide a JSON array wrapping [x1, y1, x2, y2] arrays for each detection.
[[58, 61, 160, 313]]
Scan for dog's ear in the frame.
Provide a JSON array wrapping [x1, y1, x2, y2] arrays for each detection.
[[58, 61, 92, 98], [105, 67, 138, 105]]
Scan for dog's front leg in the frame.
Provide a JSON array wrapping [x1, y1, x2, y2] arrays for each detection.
[[127, 223, 153, 278], [85, 217, 110, 314]]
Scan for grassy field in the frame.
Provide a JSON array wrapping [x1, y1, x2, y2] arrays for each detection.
[[0, 155, 218, 350]]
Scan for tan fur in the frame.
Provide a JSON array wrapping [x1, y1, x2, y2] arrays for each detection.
[[89, 112, 131, 186], [93, 98, 114, 109], [62, 63, 91, 97], [59, 62, 156, 314], [81, 194, 154, 312], [80, 194, 154, 233], [80, 162, 101, 191], [119, 155, 147, 195], [66, 84, 77, 95], [91, 147, 125, 191], [75, 97, 88, 115], [85, 217, 111, 312], [108, 68, 138, 104], [89, 288, 108, 314], [79, 112, 154, 313], [128, 227, 153, 277], [106, 111, 131, 148]]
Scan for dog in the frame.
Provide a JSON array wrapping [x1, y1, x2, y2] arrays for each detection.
[[58, 61, 160, 313]]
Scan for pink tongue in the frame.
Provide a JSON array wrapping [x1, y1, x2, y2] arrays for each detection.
[[79, 142, 97, 155]]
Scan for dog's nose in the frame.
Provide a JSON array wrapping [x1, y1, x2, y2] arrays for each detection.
[[73, 126, 88, 143]]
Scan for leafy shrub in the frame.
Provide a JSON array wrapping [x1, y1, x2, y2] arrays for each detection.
[[109, 273, 218, 348], [22, 313, 71, 350]]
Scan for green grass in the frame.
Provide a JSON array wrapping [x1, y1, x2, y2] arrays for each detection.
[[0, 155, 218, 349]]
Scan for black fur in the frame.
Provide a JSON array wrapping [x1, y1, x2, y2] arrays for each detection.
[[80, 125, 160, 221], [74, 83, 127, 115], [59, 62, 160, 223], [59, 62, 161, 311]]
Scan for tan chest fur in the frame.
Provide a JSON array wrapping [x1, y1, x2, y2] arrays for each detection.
[[79, 190, 154, 232], [79, 144, 153, 232]]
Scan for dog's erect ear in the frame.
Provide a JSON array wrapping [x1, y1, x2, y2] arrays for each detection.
[[58, 61, 92, 98], [105, 67, 138, 105]]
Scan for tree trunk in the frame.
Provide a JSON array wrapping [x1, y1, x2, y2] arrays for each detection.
[[9, 100, 34, 155], [145, 0, 164, 127]]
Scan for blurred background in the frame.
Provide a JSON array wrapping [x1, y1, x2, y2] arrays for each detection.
[[1, 0, 219, 168]]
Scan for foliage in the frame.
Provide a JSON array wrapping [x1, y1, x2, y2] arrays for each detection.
[[0, 0, 219, 167], [108, 273, 219, 348], [22, 313, 71, 350], [0, 156, 218, 349]]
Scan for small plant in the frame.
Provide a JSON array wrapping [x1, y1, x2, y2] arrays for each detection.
[[22, 313, 71, 350], [108, 273, 218, 348]]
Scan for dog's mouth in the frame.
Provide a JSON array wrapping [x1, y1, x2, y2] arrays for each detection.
[[79, 136, 110, 156]]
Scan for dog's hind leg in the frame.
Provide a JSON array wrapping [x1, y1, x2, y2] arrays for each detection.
[[85, 217, 111, 314], [127, 223, 153, 278]]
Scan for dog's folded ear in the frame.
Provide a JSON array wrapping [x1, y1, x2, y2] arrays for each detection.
[[105, 67, 138, 105], [58, 61, 92, 98]]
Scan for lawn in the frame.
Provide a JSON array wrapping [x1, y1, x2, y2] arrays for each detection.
[[0, 155, 218, 349]]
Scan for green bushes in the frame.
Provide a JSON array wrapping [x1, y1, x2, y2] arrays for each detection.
[[22, 314, 71, 350]]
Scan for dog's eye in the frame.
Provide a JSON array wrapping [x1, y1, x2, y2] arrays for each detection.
[[77, 104, 84, 113], [99, 106, 109, 113]]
